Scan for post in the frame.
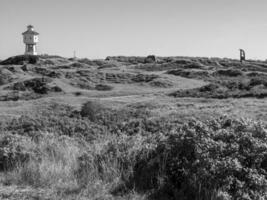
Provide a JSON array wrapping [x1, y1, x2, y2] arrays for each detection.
[[239, 49, 246, 63]]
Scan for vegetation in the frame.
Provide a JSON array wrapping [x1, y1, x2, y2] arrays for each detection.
[[170, 78, 267, 99], [1, 55, 267, 199], [0, 55, 39, 65], [95, 84, 113, 91], [0, 101, 267, 200]]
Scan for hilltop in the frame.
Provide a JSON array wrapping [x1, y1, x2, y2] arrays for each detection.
[[0, 54, 267, 200]]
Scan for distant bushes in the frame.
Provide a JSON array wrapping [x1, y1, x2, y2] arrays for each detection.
[[95, 84, 113, 91], [0, 55, 39, 65], [77, 58, 122, 69], [167, 69, 209, 79], [0, 68, 13, 85], [249, 77, 267, 87], [144, 55, 157, 63], [170, 79, 267, 99], [8, 78, 63, 95], [213, 69, 243, 77], [105, 56, 146, 64], [132, 74, 159, 82], [38, 54, 63, 59]]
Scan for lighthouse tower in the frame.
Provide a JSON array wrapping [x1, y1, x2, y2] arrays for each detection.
[[22, 25, 39, 55]]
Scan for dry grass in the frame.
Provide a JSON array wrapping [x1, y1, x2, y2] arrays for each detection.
[[1, 55, 267, 199], [3, 133, 80, 188]]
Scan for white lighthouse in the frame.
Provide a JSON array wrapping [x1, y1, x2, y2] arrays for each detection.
[[22, 25, 39, 55]]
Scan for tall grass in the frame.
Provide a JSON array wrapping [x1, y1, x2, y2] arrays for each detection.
[[1, 102, 267, 199], [3, 133, 80, 189]]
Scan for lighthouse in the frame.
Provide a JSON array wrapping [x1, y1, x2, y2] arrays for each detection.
[[22, 25, 39, 55]]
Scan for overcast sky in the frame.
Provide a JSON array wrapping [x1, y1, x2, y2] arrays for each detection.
[[1, 0, 267, 60]]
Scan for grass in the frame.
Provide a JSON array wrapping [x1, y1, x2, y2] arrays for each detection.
[[1, 55, 267, 199], [3, 133, 80, 188], [1, 108, 267, 199]]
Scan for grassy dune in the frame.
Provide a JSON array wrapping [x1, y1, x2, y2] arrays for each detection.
[[0, 55, 267, 199]]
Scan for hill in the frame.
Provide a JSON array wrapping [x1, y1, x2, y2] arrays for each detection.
[[0, 54, 267, 199]]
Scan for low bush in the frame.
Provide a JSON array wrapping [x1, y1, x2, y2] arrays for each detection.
[[8, 78, 63, 95], [0, 68, 14, 85], [170, 81, 267, 99], [213, 69, 243, 77], [95, 84, 113, 91], [183, 62, 204, 69], [124, 117, 267, 200], [249, 77, 267, 87], [33, 67, 61, 78], [144, 55, 157, 63], [132, 74, 159, 82], [0, 55, 39, 65], [1, 103, 106, 141], [80, 100, 107, 122], [167, 69, 209, 79], [2, 100, 267, 199], [0, 133, 35, 171], [105, 56, 146, 64]]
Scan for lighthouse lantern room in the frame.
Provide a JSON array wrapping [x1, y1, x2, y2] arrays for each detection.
[[22, 25, 39, 55]]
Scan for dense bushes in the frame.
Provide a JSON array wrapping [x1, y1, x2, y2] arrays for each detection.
[[1, 132, 81, 188], [125, 117, 267, 200], [213, 69, 243, 77], [170, 81, 267, 99], [80, 101, 106, 121], [5, 78, 63, 97], [167, 69, 209, 79], [1, 100, 267, 199], [0, 69, 13, 85], [1, 103, 106, 141], [0, 133, 34, 171], [0, 55, 39, 65], [95, 84, 113, 91]]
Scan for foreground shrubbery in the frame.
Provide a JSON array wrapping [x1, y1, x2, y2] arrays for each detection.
[[128, 117, 267, 200], [0, 102, 267, 200]]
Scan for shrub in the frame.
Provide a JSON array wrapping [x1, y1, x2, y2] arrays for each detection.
[[213, 69, 243, 77], [74, 91, 82, 96], [0, 69, 13, 85], [144, 55, 156, 63], [0, 133, 35, 171], [3, 133, 81, 188], [167, 69, 209, 79], [95, 84, 113, 91], [126, 117, 267, 199], [170, 81, 267, 99], [0, 55, 39, 65], [80, 100, 106, 122], [132, 74, 159, 82], [249, 77, 267, 87], [2, 103, 106, 141]]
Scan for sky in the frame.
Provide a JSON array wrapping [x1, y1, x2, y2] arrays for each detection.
[[1, 0, 267, 60]]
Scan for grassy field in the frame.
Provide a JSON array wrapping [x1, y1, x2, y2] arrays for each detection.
[[0, 55, 267, 199]]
